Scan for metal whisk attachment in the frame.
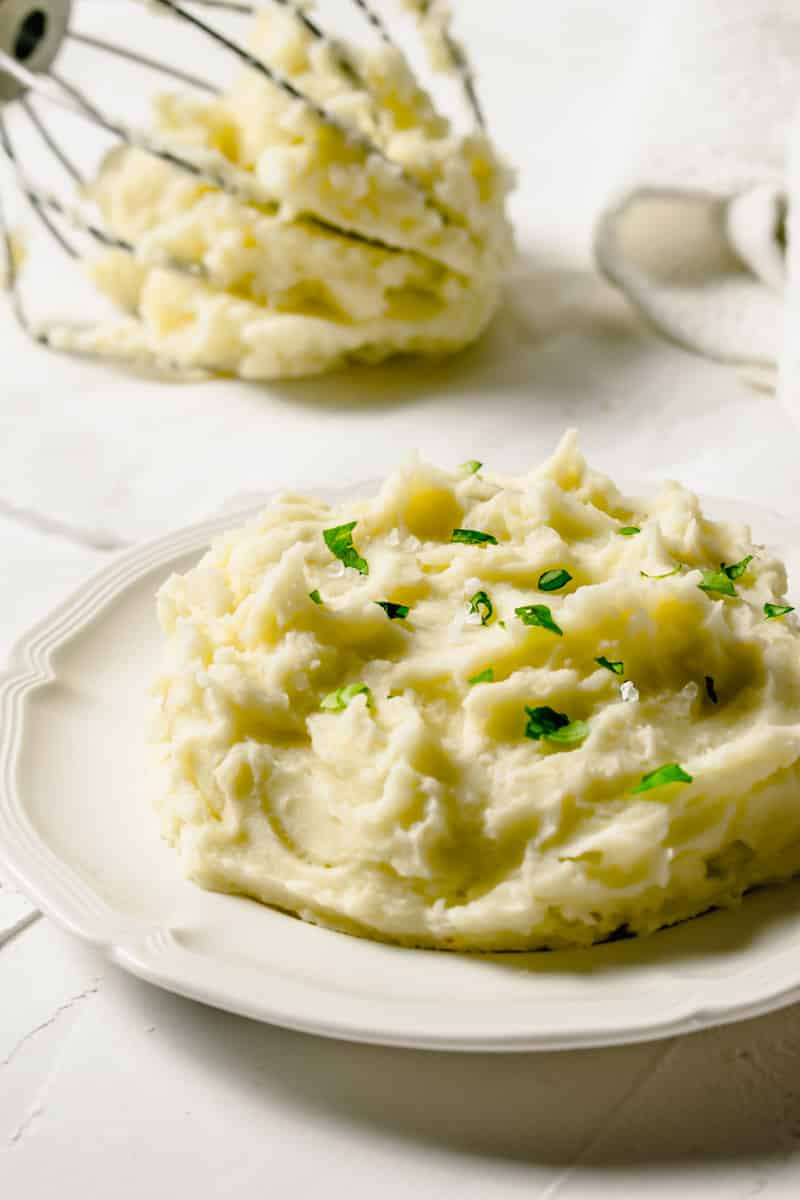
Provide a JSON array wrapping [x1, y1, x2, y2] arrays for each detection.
[[0, 0, 487, 364]]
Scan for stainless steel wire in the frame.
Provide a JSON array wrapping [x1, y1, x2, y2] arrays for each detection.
[[0, 0, 487, 367], [67, 31, 219, 93]]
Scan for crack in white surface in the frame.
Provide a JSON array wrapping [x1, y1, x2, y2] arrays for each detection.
[[2, 980, 101, 1151], [0, 909, 41, 949], [538, 1037, 680, 1198], [0, 493, 130, 552], [0, 981, 100, 1074], [7, 1101, 45, 1148]]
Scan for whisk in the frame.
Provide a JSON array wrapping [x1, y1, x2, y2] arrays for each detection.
[[0, 0, 499, 375]]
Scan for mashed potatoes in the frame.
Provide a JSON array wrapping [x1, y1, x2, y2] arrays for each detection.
[[152, 433, 800, 949], [73, 5, 513, 378]]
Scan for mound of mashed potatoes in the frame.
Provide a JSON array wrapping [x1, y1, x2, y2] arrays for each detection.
[[71, 4, 513, 378], [152, 432, 800, 949]]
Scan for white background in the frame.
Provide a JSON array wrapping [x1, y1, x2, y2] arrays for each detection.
[[3, 1, 800, 1195]]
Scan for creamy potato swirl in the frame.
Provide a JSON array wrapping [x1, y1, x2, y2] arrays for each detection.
[[152, 433, 800, 949]]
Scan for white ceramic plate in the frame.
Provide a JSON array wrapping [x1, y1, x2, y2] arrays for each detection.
[[4, 486, 800, 1052]]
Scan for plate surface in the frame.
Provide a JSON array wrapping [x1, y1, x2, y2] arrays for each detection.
[[4, 485, 800, 1052]]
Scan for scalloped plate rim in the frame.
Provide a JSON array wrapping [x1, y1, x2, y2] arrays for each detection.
[[2, 482, 800, 1052]]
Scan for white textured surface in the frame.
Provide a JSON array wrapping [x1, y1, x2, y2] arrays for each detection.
[[4, 0, 800, 1194]]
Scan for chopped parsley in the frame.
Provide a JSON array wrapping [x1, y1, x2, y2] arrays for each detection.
[[515, 604, 563, 636], [722, 555, 753, 581], [320, 683, 372, 712], [632, 763, 693, 794], [461, 460, 483, 475], [698, 569, 737, 598], [524, 705, 589, 745], [765, 603, 795, 620], [595, 655, 624, 676], [618, 526, 641, 536], [308, 589, 323, 605], [705, 675, 718, 704], [549, 720, 590, 745], [451, 528, 497, 546], [467, 589, 493, 625], [641, 565, 681, 579], [323, 521, 368, 575], [538, 568, 573, 592], [468, 666, 494, 685], [376, 601, 410, 620]]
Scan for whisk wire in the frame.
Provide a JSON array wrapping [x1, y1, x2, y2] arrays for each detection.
[[262, 1, 377, 92], [0, 112, 79, 258], [5, 111, 218, 283], [67, 31, 219, 94], [178, 0, 387, 49], [151, 0, 385, 151], [412, 0, 484, 129], [0, 0, 491, 367], [149, 0, 456, 228], [1, 54, 276, 210], [1, 0, 485, 259], [0, 54, 447, 267], [21, 96, 84, 185], [180, 0, 482, 129], [3, 103, 207, 278], [349, 0, 393, 46], [173, 0, 255, 11]]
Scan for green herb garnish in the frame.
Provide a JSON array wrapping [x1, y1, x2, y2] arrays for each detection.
[[524, 705, 589, 745], [309, 589, 323, 605], [467, 589, 493, 625], [323, 521, 368, 575], [596, 656, 624, 676], [722, 555, 753, 581], [538, 568, 573, 592], [698, 570, 737, 597], [641, 565, 681, 579], [320, 683, 372, 712], [515, 604, 563, 636], [547, 720, 590, 745], [705, 675, 718, 704], [376, 601, 410, 620], [451, 528, 497, 546], [765, 603, 795, 620], [618, 526, 641, 536], [468, 667, 494, 685], [632, 763, 693, 794], [461, 460, 483, 475]]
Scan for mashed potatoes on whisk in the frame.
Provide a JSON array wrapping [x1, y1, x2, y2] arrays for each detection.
[[152, 432, 800, 949], [81, 5, 513, 378]]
